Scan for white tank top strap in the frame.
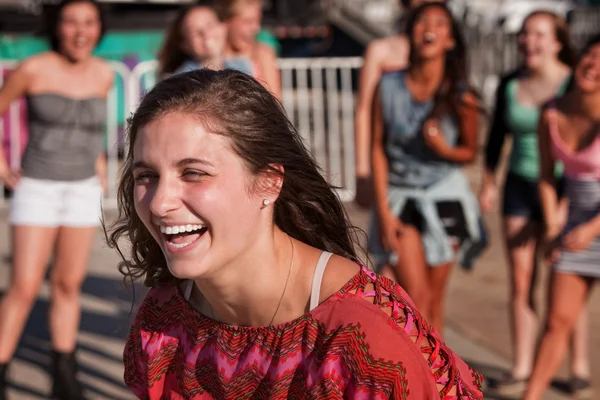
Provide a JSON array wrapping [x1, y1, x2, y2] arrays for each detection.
[[309, 251, 334, 311], [183, 279, 194, 302]]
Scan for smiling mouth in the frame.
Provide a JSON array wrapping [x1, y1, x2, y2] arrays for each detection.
[[160, 224, 208, 250], [423, 32, 436, 44], [584, 69, 598, 80]]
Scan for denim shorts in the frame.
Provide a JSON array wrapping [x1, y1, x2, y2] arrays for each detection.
[[502, 172, 564, 222]]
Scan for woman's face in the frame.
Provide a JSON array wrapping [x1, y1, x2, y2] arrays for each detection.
[[182, 7, 226, 60], [411, 7, 455, 61], [133, 112, 268, 280], [227, 1, 262, 53], [575, 44, 600, 93], [518, 14, 562, 70], [57, 1, 102, 62]]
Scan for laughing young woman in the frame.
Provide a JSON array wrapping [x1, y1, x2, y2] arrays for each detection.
[[524, 34, 600, 400], [112, 68, 484, 399], [479, 11, 590, 397], [370, 2, 483, 334]]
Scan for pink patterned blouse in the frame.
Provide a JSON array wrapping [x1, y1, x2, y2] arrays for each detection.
[[124, 266, 484, 399]]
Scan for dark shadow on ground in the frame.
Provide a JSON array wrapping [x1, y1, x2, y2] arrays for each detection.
[[463, 359, 572, 400], [0, 272, 143, 399]]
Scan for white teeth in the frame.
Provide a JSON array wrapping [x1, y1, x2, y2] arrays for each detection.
[[159, 224, 205, 234], [424, 32, 436, 42], [170, 240, 194, 249]]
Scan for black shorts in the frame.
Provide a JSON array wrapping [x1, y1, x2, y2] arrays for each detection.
[[502, 172, 565, 222], [399, 199, 469, 246]]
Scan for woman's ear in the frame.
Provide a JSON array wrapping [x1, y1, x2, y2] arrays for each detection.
[[257, 164, 284, 206]]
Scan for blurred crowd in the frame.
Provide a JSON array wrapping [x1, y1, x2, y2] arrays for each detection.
[[0, 0, 598, 399]]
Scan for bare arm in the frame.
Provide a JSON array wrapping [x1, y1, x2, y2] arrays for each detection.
[[371, 84, 391, 218], [96, 65, 115, 194], [0, 61, 32, 181], [355, 38, 408, 177], [255, 44, 281, 100], [538, 111, 561, 234], [355, 41, 385, 178], [429, 92, 480, 163]]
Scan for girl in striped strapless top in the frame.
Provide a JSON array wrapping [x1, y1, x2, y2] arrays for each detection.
[[525, 35, 600, 400]]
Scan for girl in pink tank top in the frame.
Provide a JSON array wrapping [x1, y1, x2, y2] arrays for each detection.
[[525, 35, 600, 400]]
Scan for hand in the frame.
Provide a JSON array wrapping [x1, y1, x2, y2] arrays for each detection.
[[0, 165, 21, 190], [380, 210, 405, 252], [543, 235, 562, 264], [556, 199, 569, 231], [562, 223, 597, 252], [479, 182, 497, 213], [423, 119, 449, 156]]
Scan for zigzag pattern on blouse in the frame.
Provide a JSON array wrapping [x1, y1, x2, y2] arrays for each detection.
[[124, 266, 483, 400]]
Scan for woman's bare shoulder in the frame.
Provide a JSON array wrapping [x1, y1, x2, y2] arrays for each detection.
[[367, 35, 409, 57]]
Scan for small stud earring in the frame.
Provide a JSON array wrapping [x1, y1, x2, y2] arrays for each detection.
[[262, 199, 271, 207]]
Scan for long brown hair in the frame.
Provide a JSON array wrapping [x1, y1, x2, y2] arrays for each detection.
[[45, 0, 106, 52], [158, 1, 218, 78], [406, 2, 480, 120], [520, 10, 577, 68], [107, 69, 361, 287]]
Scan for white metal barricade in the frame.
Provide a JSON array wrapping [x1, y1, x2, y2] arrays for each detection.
[[128, 58, 363, 203], [279, 57, 362, 202]]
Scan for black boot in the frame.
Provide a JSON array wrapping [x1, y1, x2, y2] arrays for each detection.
[[0, 363, 8, 400], [51, 350, 87, 400]]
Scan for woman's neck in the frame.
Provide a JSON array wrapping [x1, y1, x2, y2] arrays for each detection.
[[199, 55, 225, 71], [526, 59, 569, 81], [55, 51, 93, 71], [192, 228, 299, 326], [407, 57, 445, 96], [224, 42, 253, 58], [570, 89, 600, 121]]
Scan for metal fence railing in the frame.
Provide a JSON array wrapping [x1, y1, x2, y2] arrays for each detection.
[[1, 57, 363, 208], [1, 18, 600, 209]]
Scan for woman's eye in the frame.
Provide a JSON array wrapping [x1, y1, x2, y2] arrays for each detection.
[[182, 170, 206, 179], [134, 172, 157, 183]]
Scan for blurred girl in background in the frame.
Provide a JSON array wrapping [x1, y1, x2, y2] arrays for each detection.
[[371, 2, 482, 333], [479, 11, 589, 397], [525, 34, 600, 400], [215, 0, 281, 98], [158, 1, 253, 79], [0, 1, 112, 399]]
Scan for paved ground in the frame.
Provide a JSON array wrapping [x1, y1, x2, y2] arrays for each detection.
[[0, 157, 598, 399]]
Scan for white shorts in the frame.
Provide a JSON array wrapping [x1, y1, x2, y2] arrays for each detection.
[[9, 176, 103, 227]]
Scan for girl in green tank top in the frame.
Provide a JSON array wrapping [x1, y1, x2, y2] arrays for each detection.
[[479, 11, 592, 398], [504, 77, 569, 180]]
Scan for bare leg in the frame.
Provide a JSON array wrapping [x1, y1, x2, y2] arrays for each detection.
[[427, 262, 454, 334], [503, 216, 540, 379], [524, 272, 592, 400], [569, 308, 591, 379], [0, 225, 58, 362], [392, 225, 431, 320], [49, 226, 96, 352]]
